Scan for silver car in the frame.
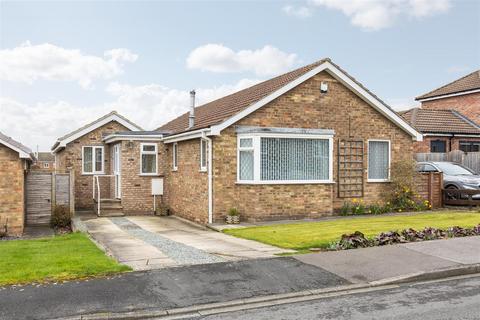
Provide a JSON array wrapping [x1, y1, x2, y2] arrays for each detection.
[[416, 161, 480, 199]]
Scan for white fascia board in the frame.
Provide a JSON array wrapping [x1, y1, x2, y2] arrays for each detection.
[[0, 140, 31, 159], [55, 114, 143, 151], [417, 89, 480, 102], [210, 61, 423, 142], [103, 134, 164, 144], [162, 129, 210, 143]]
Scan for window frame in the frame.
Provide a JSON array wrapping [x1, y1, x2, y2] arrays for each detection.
[[367, 139, 391, 183], [82, 146, 104, 175], [459, 141, 480, 153], [200, 139, 207, 172], [236, 133, 334, 184], [430, 139, 447, 153], [43, 162, 50, 169], [172, 142, 178, 171], [139, 143, 158, 176]]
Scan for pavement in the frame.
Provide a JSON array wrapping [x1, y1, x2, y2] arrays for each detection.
[[295, 236, 480, 283], [74, 215, 293, 270]]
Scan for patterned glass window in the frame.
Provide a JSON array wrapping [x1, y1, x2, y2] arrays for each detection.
[[239, 138, 254, 180], [368, 141, 390, 181], [260, 138, 329, 181]]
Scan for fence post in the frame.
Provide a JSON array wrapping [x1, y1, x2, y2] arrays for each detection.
[[69, 170, 75, 216], [51, 172, 56, 212]]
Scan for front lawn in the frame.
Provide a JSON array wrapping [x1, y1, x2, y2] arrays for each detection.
[[0, 233, 130, 286], [224, 211, 480, 250]]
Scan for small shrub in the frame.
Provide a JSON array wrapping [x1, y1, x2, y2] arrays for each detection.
[[228, 207, 239, 216], [401, 228, 423, 242], [422, 227, 445, 240], [334, 231, 372, 250], [373, 231, 405, 246], [51, 205, 72, 229], [340, 202, 351, 216], [350, 199, 366, 215], [367, 203, 384, 215]]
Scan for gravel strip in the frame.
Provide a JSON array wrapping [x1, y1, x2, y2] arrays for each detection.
[[110, 217, 225, 265]]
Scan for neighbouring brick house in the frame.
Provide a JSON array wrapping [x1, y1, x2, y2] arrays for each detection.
[[31, 152, 56, 172], [0, 131, 35, 235], [158, 58, 422, 224], [53, 59, 422, 224], [416, 69, 479, 125], [401, 108, 480, 153]]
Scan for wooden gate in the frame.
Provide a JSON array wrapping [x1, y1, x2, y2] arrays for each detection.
[[26, 172, 52, 226], [26, 171, 74, 226]]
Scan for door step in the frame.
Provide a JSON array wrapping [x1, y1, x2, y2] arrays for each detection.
[[94, 198, 124, 217]]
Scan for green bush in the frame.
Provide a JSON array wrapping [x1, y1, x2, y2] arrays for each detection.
[[50, 205, 72, 228], [228, 207, 239, 216]]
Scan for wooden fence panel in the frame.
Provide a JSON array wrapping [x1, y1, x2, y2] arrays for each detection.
[[26, 172, 52, 226], [26, 171, 74, 226], [415, 151, 480, 174]]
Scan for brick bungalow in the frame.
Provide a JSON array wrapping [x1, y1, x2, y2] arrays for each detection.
[[32, 152, 56, 172], [416, 69, 479, 125], [52, 111, 169, 214], [0, 131, 35, 235], [53, 59, 422, 224], [158, 58, 422, 224], [401, 108, 480, 153]]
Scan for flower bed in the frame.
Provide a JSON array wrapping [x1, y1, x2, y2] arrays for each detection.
[[329, 224, 480, 250]]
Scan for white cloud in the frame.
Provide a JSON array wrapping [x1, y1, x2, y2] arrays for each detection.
[[282, 5, 313, 18], [309, 0, 451, 31], [0, 78, 259, 150], [0, 42, 138, 88], [186, 44, 298, 76]]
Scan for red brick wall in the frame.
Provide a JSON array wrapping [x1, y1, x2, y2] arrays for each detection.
[[0, 145, 26, 235], [209, 71, 414, 223], [119, 140, 164, 214], [55, 121, 129, 209], [163, 139, 209, 224], [421, 92, 480, 124], [414, 136, 480, 153]]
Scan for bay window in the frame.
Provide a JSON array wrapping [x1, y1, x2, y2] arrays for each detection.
[[368, 140, 390, 182], [82, 146, 104, 174], [237, 132, 333, 184], [140, 143, 157, 175]]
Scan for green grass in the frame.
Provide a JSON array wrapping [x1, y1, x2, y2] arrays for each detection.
[[224, 211, 480, 250], [0, 232, 131, 286]]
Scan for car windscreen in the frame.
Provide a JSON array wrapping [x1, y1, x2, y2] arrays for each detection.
[[434, 163, 473, 175]]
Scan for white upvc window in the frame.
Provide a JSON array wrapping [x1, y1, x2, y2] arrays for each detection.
[[237, 134, 333, 184], [368, 139, 391, 182], [82, 146, 104, 175], [43, 163, 49, 168], [200, 139, 208, 172], [140, 143, 158, 175], [172, 142, 178, 171]]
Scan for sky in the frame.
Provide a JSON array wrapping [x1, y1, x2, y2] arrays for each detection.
[[0, 0, 479, 151]]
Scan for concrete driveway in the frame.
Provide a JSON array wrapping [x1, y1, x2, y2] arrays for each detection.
[[78, 215, 291, 270]]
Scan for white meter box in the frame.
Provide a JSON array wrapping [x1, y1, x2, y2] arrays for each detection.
[[151, 178, 164, 195]]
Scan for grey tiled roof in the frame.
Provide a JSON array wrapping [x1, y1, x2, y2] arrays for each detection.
[[0, 131, 34, 160]]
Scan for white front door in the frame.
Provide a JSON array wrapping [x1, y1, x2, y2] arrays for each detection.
[[113, 144, 121, 199]]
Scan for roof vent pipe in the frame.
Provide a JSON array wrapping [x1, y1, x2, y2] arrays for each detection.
[[189, 90, 196, 128]]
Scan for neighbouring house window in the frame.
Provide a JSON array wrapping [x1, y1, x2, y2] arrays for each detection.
[[82, 146, 104, 174], [200, 139, 208, 171], [368, 140, 390, 181], [140, 143, 157, 175], [237, 135, 332, 183], [430, 140, 446, 153], [173, 142, 178, 170], [459, 141, 480, 152], [43, 163, 49, 168]]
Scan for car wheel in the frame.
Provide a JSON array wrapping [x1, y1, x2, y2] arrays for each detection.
[[445, 185, 459, 200]]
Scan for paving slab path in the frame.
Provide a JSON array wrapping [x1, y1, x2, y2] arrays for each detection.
[[81, 215, 292, 270]]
